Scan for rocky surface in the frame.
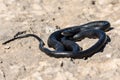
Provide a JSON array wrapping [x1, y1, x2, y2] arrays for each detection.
[[0, 0, 120, 80]]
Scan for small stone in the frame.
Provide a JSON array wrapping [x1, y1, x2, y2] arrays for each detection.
[[106, 54, 112, 58], [52, 18, 55, 21], [58, 7, 61, 10], [91, 1, 96, 5], [32, 72, 43, 80], [4, 45, 10, 49], [60, 61, 63, 67]]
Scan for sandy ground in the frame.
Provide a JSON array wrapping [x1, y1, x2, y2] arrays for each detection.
[[0, 0, 120, 80]]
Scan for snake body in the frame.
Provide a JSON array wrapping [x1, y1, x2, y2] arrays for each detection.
[[40, 29, 107, 58], [47, 21, 110, 51], [2, 21, 111, 58], [62, 21, 110, 37]]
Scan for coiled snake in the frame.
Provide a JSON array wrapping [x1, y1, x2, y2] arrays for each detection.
[[2, 21, 111, 59]]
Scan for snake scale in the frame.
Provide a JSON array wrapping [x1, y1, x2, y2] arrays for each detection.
[[2, 21, 111, 59]]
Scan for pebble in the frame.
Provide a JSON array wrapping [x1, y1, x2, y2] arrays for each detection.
[[3, 45, 10, 49]]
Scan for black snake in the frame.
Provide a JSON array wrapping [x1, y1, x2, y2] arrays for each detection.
[[2, 21, 111, 59]]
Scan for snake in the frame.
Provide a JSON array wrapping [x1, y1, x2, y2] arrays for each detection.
[[2, 21, 111, 58], [40, 29, 108, 58]]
